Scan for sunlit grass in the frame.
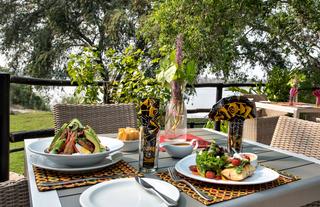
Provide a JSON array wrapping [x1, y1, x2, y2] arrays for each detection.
[[9, 111, 54, 174]]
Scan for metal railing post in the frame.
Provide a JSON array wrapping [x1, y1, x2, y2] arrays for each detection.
[[214, 85, 223, 131], [0, 73, 10, 181]]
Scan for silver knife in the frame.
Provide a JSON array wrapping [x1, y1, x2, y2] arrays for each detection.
[[39, 174, 138, 187], [135, 176, 178, 206]]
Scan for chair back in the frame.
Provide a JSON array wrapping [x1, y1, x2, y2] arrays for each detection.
[[271, 116, 320, 159], [53, 103, 137, 134]]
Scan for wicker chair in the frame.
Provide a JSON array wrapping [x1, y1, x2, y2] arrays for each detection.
[[53, 103, 138, 134], [0, 178, 30, 207], [271, 116, 320, 207], [243, 109, 287, 145], [271, 116, 320, 159]]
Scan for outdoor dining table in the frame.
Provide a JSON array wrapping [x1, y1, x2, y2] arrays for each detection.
[[24, 128, 320, 207], [255, 101, 320, 119]]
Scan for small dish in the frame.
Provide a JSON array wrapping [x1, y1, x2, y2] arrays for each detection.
[[122, 140, 139, 152], [160, 139, 198, 158], [239, 152, 258, 168]]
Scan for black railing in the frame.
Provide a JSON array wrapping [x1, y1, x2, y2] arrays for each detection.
[[0, 72, 264, 181]]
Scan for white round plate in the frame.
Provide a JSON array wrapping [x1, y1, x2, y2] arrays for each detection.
[[80, 178, 180, 207], [28, 136, 124, 167], [30, 152, 123, 173], [175, 154, 279, 185]]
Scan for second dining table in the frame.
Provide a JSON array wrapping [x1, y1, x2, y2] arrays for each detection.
[[25, 128, 320, 207], [255, 101, 320, 119]]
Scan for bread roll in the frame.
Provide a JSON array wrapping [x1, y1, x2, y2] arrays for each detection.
[[118, 128, 139, 141]]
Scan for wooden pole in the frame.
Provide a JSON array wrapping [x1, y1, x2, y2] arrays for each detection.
[[0, 73, 10, 181]]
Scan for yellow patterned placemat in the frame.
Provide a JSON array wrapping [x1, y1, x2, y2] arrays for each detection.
[[157, 170, 300, 206], [34, 160, 141, 191]]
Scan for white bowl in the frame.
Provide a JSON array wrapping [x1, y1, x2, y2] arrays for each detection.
[[159, 139, 198, 158], [121, 139, 139, 152], [28, 136, 124, 167], [239, 152, 258, 168]]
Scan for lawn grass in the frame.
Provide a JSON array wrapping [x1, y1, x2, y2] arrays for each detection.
[[10, 111, 54, 174]]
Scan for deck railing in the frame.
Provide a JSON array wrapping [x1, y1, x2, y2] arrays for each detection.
[[0, 72, 263, 181]]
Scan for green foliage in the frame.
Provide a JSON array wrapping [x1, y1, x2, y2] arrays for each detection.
[[228, 81, 266, 95], [265, 68, 290, 102], [0, 0, 150, 78], [204, 120, 228, 134], [228, 67, 318, 103], [60, 94, 82, 104], [10, 85, 49, 111], [140, 0, 248, 78], [157, 50, 197, 88], [106, 46, 170, 122], [67, 47, 104, 103], [139, 0, 320, 83]]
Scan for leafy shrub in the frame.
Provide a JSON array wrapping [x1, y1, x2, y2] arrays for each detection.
[[106, 46, 170, 124], [10, 84, 49, 111]]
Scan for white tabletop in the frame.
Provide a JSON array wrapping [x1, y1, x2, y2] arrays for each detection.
[[25, 129, 320, 207]]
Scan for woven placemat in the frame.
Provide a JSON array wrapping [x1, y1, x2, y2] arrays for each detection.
[[157, 169, 300, 205], [34, 160, 141, 191]]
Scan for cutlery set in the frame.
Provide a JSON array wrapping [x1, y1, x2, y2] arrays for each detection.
[[168, 167, 213, 201], [135, 176, 178, 206]]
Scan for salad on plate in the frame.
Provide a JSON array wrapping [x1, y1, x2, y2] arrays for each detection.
[[47, 119, 108, 155], [189, 141, 255, 181]]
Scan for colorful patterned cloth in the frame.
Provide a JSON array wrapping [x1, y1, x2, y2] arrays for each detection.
[[33, 161, 141, 191], [157, 169, 300, 205]]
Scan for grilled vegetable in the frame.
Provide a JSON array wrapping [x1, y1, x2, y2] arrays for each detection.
[[47, 119, 107, 154]]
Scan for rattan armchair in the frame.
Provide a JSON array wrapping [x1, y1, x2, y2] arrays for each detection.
[[0, 178, 29, 207], [243, 109, 287, 145], [53, 103, 138, 134], [271, 116, 320, 159], [271, 116, 320, 207]]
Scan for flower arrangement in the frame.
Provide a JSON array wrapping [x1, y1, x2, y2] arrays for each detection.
[[157, 34, 197, 137]]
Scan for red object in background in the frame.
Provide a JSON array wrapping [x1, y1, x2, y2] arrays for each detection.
[[289, 87, 298, 106], [313, 89, 320, 107], [159, 134, 211, 151]]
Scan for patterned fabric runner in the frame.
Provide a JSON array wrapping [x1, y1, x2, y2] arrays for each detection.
[[157, 169, 300, 206], [34, 160, 141, 191]]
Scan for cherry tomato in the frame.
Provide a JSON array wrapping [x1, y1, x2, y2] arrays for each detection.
[[231, 158, 241, 166], [205, 171, 215, 179], [189, 165, 198, 172]]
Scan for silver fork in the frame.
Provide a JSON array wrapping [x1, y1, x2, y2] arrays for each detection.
[[167, 167, 213, 201]]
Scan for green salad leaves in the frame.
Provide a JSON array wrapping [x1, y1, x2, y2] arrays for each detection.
[[195, 141, 229, 176]]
